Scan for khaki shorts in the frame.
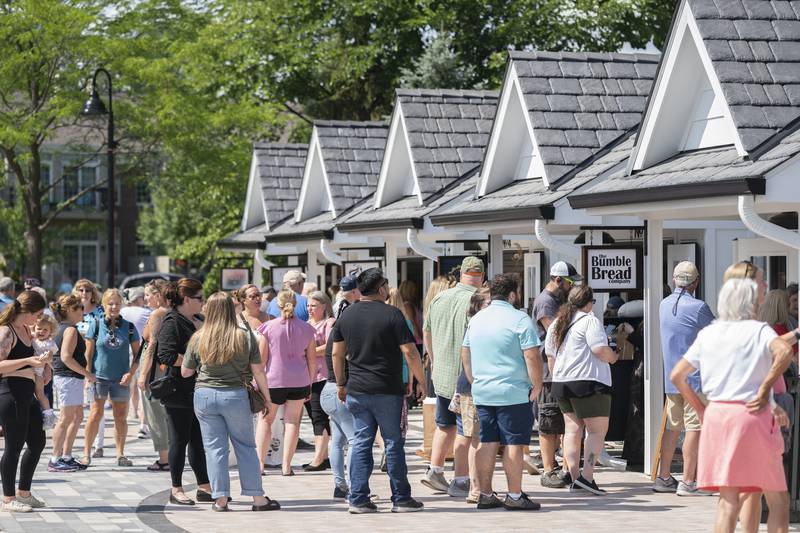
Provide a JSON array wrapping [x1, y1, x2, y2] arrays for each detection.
[[458, 394, 478, 438], [666, 393, 706, 431]]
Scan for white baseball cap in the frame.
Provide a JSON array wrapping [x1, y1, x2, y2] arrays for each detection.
[[549, 261, 583, 281]]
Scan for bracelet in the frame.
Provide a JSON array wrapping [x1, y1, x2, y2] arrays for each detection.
[[794, 329, 800, 341], [337, 383, 346, 387]]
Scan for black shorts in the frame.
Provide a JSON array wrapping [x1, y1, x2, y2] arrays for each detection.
[[537, 382, 565, 435], [304, 380, 330, 436], [269, 386, 311, 405]]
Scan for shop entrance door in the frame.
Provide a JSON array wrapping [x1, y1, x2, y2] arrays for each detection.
[[733, 237, 797, 289]]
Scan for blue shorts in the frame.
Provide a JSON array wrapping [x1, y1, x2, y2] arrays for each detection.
[[435, 395, 457, 428], [93, 378, 129, 403], [476, 402, 534, 445]]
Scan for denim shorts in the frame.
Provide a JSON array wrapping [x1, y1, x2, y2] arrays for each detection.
[[93, 378, 129, 403], [476, 402, 534, 445], [435, 394, 457, 428]]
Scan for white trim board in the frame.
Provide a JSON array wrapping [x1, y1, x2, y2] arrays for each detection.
[[477, 63, 545, 197], [374, 104, 422, 208], [628, 0, 745, 173], [241, 152, 263, 231], [295, 128, 336, 222]]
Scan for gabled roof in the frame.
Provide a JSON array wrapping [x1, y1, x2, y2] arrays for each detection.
[[253, 143, 307, 228], [396, 89, 497, 197], [688, 0, 800, 151], [507, 51, 659, 184], [312, 120, 388, 216]]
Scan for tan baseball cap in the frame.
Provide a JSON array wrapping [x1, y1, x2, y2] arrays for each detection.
[[460, 256, 485, 274], [282, 270, 307, 285], [673, 261, 699, 287]]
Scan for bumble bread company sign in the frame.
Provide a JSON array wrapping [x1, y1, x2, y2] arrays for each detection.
[[582, 246, 641, 291]]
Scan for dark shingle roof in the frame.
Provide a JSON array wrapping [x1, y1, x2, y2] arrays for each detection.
[[397, 89, 498, 196], [571, 126, 800, 205], [219, 223, 268, 250], [509, 51, 659, 182], [314, 120, 388, 215], [430, 135, 634, 220], [253, 143, 308, 228], [688, 0, 800, 151]]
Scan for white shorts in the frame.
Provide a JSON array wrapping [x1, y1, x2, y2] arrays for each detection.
[[54, 375, 84, 407]]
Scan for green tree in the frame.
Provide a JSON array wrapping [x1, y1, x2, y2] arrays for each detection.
[[400, 32, 480, 90], [0, 0, 111, 277]]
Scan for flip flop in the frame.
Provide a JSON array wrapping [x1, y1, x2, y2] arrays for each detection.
[[147, 461, 169, 471]]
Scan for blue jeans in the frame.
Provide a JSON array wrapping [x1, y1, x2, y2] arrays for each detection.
[[320, 382, 354, 489], [345, 392, 410, 505], [194, 387, 264, 498]]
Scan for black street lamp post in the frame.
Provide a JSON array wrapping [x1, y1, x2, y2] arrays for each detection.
[[82, 68, 116, 289]]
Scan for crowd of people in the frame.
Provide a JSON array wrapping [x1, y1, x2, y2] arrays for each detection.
[[0, 258, 797, 530]]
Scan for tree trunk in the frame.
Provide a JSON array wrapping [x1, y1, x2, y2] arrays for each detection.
[[24, 225, 42, 279]]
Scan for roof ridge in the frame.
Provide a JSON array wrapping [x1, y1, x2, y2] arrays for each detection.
[[747, 115, 800, 161], [253, 142, 308, 150], [508, 50, 661, 63], [313, 119, 388, 128], [395, 88, 499, 99]]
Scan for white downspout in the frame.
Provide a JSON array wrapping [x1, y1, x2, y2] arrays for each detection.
[[319, 239, 343, 265], [254, 249, 275, 269], [738, 196, 800, 249], [534, 219, 582, 269], [406, 229, 440, 262]]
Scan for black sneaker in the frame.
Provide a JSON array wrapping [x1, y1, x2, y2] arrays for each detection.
[[333, 486, 349, 500], [503, 492, 541, 511], [477, 492, 504, 509], [296, 438, 315, 451], [572, 475, 606, 496], [560, 471, 572, 485], [65, 457, 89, 471], [391, 497, 424, 513], [349, 501, 379, 514]]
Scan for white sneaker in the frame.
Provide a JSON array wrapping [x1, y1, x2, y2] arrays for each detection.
[[16, 493, 45, 508], [676, 481, 712, 496], [1, 499, 33, 513]]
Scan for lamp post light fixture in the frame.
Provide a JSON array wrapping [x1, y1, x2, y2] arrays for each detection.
[[81, 68, 116, 289]]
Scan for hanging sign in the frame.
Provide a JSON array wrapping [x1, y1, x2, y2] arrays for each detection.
[[582, 246, 642, 291]]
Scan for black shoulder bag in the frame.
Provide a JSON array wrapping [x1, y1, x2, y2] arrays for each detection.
[[148, 336, 177, 401], [240, 314, 268, 414]]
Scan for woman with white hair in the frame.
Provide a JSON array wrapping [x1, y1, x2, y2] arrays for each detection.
[[671, 277, 793, 533]]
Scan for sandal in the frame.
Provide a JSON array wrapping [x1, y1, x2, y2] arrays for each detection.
[[79, 456, 91, 466], [147, 461, 169, 471], [281, 469, 295, 477], [252, 497, 281, 511]]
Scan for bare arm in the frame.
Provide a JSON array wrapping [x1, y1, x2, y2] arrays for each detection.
[[305, 338, 316, 384], [60, 327, 95, 381], [524, 346, 544, 401], [181, 366, 195, 378], [120, 340, 140, 385], [747, 337, 793, 412], [592, 345, 620, 364], [403, 302, 422, 340], [399, 342, 426, 399], [251, 363, 270, 404], [332, 340, 347, 401], [671, 358, 706, 418], [0, 326, 42, 374]]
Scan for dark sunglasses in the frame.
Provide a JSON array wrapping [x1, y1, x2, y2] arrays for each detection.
[[188, 294, 204, 302]]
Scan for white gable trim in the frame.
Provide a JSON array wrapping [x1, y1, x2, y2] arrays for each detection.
[[241, 152, 263, 231], [629, 0, 745, 173], [295, 128, 336, 222], [374, 105, 422, 208], [477, 64, 545, 196]]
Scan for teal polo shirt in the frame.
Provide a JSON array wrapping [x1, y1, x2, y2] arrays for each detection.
[[463, 300, 541, 406]]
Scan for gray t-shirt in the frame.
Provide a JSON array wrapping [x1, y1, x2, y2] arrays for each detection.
[[532, 289, 562, 382], [183, 327, 260, 389]]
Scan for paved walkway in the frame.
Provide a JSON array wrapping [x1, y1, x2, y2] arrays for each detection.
[[0, 408, 796, 532]]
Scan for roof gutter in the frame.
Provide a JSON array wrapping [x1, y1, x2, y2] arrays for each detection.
[[534, 219, 581, 261], [319, 239, 343, 265], [738, 195, 800, 250], [254, 249, 275, 269], [430, 205, 555, 227], [406, 229, 440, 262]]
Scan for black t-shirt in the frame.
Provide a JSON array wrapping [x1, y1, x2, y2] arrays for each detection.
[[331, 300, 414, 395], [156, 310, 199, 408], [52, 323, 86, 379]]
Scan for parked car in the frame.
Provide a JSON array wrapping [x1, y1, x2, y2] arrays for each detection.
[[119, 272, 183, 290]]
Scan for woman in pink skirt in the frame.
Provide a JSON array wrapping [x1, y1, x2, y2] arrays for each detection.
[[671, 277, 793, 533]]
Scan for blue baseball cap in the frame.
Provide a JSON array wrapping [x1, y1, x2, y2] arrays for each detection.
[[339, 275, 358, 292]]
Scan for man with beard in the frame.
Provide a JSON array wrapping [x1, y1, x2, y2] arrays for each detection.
[[461, 273, 543, 510], [532, 261, 582, 488]]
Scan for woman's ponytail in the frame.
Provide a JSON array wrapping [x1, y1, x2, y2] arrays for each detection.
[[276, 289, 296, 320], [550, 285, 594, 353], [0, 291, 45, 326]]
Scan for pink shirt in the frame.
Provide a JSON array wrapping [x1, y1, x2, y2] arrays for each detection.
[[258, 317, 316, 389], [309, 318, 335, 382]]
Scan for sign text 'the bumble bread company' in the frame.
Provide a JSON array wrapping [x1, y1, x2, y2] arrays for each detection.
[[584, 247, 640, 291]]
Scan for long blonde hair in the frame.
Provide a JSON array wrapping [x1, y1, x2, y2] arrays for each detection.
[[187, 292, 247, 366], [73, 279, 101, 305], [423, 276, 454, 317], [276, 289, 296, 320], [759, 289, 790, 327]]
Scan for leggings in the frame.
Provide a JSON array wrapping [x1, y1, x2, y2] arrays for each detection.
[[304, 380, 331, 436], [0, 378, 46, 497], [165, 405, 209, 488]]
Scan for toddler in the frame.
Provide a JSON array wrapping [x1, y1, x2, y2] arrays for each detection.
[[33, 314, 58, 429]]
